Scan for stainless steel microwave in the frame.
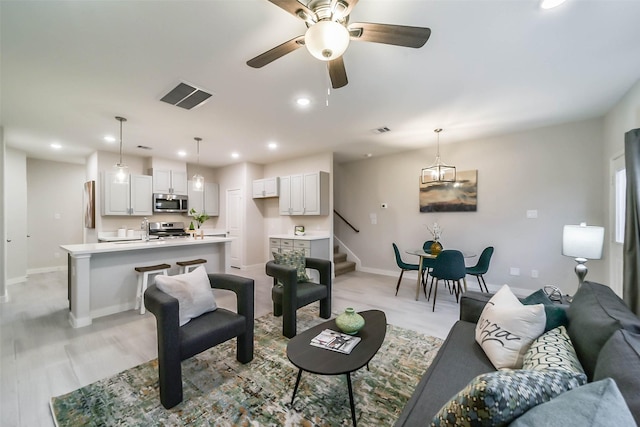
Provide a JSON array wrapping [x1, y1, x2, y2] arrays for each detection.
[[153, 193, 188, 213]]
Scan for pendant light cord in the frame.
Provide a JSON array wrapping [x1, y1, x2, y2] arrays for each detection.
[[115, 116, 127, 166]]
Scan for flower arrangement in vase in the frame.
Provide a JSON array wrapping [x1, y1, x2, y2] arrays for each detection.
[[425, 222, 443, 255]]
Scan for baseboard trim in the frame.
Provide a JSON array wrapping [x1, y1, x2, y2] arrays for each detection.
[[27, 265, 67, 275], [7, 276, 27, 285]]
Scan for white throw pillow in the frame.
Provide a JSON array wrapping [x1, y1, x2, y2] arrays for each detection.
[[154, 265, 217, 326], [475, 284, 546, 369]]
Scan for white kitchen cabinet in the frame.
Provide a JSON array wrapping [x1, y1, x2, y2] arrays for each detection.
[[152, 169, 188, 195], [269, 235, 331, 260], [102, 172, 153, 216], [188, 181, 219, 216], [252, 177, 279, 198], [279, 171, 329, 216]]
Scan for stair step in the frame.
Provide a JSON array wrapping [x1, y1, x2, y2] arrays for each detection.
[[333, 252, 347, 263], [335, 260, 356, 276]]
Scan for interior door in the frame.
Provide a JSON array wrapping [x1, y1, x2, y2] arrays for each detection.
[[226, 188, 242, 268], [610, 153, 625, 296]]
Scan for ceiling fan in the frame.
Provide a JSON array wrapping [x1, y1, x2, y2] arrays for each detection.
[[247, 0, 431, 89]]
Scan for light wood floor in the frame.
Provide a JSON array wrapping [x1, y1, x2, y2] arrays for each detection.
[[0, 267, 460, 427]]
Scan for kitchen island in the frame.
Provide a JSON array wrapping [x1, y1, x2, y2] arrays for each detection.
[[60, 236, 232, 328]]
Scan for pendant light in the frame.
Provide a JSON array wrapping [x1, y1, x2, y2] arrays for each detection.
[[192, 137, 204, 192], [113, 116, 129, 184], [421, 128, 456, 184]]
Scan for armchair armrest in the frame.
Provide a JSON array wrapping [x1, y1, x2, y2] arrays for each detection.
[[460, 291, 493, 323], [207, 273, 255, 322], [266, 260, 298, 285], [305, 257, 332, 286]]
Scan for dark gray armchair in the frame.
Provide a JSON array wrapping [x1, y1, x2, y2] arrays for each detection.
[[266, 257, 332, 338], [144, 273, 254, 409]]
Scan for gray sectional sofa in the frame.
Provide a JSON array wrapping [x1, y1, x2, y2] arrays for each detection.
[[394, 281, 640, 426]]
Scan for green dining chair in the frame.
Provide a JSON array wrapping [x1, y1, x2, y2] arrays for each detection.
[[392, 243, 425, 296], [465, 246, 494, 293], [428, 250, 467, 312], [421, 240, 441, 297]]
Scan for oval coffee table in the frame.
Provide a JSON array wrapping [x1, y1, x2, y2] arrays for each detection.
[[286, 309, 387, 426]]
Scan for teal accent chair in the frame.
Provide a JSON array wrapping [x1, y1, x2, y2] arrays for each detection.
[[465, 246, 494, 293], [393, 243, 424, 296], [428, 250, 466, 312]]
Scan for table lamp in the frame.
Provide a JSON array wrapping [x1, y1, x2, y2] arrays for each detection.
[[562, 223, 605, 288]]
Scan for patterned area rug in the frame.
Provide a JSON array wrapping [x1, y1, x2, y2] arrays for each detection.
[[51, 306, 442, 426]]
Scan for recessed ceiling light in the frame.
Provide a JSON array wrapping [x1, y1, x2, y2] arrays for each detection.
[[296, 97, 311, 107], [104, 135, 116, 143], [231, 152, 240, 159], [268, 142, 278, 150], [541, 0, 566, 9], [50, 143, 62, 149], [177, 150, 186, 157]]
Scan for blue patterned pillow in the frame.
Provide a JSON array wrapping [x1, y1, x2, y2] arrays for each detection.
[[431, 369, 587, 427], [522, 326, 585, 375], [272, 249, 310, 283]]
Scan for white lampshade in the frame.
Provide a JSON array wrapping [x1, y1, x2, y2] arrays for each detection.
[[304, 21, 350, 61], [562, 223, 604, 260]]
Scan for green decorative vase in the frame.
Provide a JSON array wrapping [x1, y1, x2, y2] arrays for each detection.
[[430, 240, 443, 256], [335, 308, 365, 335]]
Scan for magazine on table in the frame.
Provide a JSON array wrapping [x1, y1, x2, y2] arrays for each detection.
[[310, 329, 361, 354]]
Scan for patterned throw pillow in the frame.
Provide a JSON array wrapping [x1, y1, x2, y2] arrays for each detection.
[[431, 369, 587, 427], [272, 249, 310, 283], [522, 326, 585, 375], [475, 285, 546, 369]]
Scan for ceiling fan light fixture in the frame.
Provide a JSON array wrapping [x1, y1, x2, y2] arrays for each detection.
[[304, 20, 350, 61]]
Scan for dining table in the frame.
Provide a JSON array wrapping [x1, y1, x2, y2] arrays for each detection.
[[405, 249, 476, 301]]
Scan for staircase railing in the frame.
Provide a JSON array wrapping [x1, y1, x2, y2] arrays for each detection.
[[334, 210, 360, 233]]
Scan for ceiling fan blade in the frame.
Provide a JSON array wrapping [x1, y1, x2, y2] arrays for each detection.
[[328, 56, 348, 89], [247, 35, 305, 68], [348, 22, 431, 48], [267, 0, 314, 21]]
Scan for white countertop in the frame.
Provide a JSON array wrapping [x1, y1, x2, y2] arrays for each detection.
[[269, 234, 330, 240], [61, 236, 233, 256]]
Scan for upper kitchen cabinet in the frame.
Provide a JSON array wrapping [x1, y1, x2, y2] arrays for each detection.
[[279, 171, 329, 216], [102, 172, 153, 216], [188, 181, 219, 216], [252, 177, 279, 198], [151, 169, 188, 195]]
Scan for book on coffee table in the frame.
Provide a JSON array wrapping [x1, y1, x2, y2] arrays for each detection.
[[310, 329, 361, 354]]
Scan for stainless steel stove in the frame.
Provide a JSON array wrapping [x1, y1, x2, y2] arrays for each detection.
[[148, 222, 190, 239]]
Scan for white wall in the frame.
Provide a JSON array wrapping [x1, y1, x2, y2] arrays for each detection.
[[335, 118, 605, 296], [27, 158, 85, 271]]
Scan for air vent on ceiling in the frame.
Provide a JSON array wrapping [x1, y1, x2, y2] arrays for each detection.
[[160, 82, 213, 110], [137, 145, 152, 150], [372, 126, 391, 134]]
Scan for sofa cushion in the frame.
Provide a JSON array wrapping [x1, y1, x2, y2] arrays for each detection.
[[522, 289, 568, 332], [272, 249, 310, 283], [475, 285, 546, 369], [154, 265, 217, 326], [431, 369, 586, 427], [567, 281, 640, 380], [394, 321, 495, 426], [508, 378, 635, 427], [593, 329, 640, 426], [522, 326, 584, 375]]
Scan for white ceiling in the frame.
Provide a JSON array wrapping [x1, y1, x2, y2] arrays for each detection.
[[2, 0, 640, 168]]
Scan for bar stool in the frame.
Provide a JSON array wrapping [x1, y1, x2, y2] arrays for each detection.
[[176, 258, 207, 274], [134, 263, 170, 314]]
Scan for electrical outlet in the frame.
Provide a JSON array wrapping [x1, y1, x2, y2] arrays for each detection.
[[526, 210, 538, 219], [509, 267, 520, 276], [531, 269, 539, 278]]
